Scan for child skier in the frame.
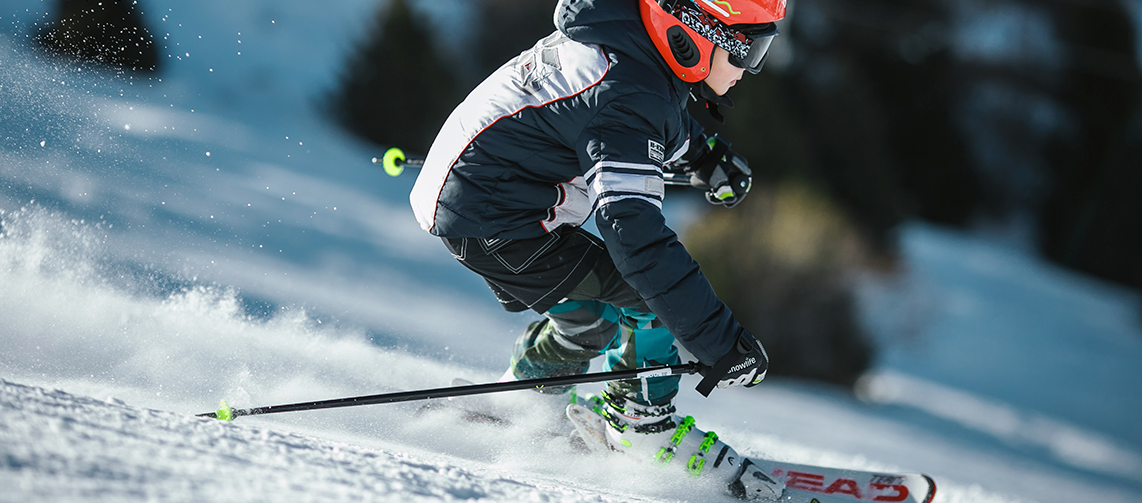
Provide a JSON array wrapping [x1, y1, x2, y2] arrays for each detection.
[[411, 0, 786, 497]]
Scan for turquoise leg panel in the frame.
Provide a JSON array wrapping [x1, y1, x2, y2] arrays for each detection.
[[603, 308, 681, 406], [539, 300, 680, 406]]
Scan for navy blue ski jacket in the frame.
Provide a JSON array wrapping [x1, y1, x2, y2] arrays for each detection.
[[410, 0, 744, 365]]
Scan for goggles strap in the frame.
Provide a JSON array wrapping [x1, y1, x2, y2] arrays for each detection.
[[671, 2, 752, 63]]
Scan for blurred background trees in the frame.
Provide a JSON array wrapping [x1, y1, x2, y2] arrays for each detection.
[[329, 0, 464, 155], [328, 0, 567, 155], [328, 0, 1141, 387]]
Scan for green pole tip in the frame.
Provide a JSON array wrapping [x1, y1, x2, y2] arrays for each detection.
[[216, 399, 233, 422], [381, 147, 406, 177]]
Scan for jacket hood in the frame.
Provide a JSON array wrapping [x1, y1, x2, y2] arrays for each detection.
[[555, 0, 690, 102]]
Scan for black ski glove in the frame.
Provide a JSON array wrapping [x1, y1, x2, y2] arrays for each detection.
[[683, 135, 752, 208], [695, 331, 769, 397]]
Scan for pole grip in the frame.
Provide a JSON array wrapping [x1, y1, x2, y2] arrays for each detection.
[[378, 147, 406, 177], [372, 147, 425, 177]]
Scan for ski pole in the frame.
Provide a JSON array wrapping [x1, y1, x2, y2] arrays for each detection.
[[198, 361, 702, 421], [371, 147, 697, 186]]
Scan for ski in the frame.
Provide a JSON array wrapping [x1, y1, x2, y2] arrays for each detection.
[[742, 459, 935, 503], [422, 380, 936, 503], [565, 401, 935, 503]]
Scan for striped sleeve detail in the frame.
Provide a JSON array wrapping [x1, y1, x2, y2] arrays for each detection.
[[586, 161, 665, 210]]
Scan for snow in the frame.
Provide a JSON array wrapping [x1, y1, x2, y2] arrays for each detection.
[[2, 1, 1142, 502]]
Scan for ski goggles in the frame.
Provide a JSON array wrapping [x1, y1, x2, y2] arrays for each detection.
[[725, 22, 778, 73], [672, 3, 780, 74]]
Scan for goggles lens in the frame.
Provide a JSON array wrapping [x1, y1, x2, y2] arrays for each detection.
[[727, 23, 777, 74]]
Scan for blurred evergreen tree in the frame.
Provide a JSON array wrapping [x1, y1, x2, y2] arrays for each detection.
[[331, 0, 463, 154], [772, 0, 975, 244], [32, 0, 159, 72], [1048, 106, 1142, 291], [1038, 1, 1142, 291], [470, 0, 559, 81]]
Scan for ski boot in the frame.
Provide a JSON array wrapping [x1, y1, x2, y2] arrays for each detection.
[[476, 319, 594, 420], [566, 391, 785, 501], [501, 319, 591, 393]]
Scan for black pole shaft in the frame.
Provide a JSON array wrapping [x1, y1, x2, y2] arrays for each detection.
[[395, 158, 424, 168], [375, 155, 691, 186], [197, 362, 701, 420]]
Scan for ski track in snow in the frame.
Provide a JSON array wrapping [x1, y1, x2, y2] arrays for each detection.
[[0, 379, 655, 503], [3, 2, 1142, 502]]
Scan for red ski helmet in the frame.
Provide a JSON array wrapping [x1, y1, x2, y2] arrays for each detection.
[[640, 0, 785, 82]]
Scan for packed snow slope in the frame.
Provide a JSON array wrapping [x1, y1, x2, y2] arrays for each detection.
[[2, 1, 1141, 502]]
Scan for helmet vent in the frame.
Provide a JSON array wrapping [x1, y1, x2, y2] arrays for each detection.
[[666, 25, 700, 67]]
